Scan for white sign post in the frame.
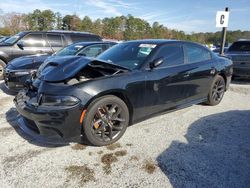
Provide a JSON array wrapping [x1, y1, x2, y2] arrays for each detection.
[[216, 8, 229, 55]]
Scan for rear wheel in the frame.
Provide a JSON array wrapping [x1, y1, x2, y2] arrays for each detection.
[[206, 75, 225, 106], [0, 60, 6, 80], [82, 95, 129, 146]]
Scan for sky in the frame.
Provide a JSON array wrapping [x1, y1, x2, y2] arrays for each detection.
[[0, 0, 249, 33]]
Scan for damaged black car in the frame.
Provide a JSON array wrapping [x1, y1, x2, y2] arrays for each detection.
[[14, 40, 233, 146]]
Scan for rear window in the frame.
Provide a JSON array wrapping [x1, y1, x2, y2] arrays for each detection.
[[70, 35, 101, 43], [185, 44, 211, 63], [228, 41, 250, 52], [47, 34, 63, 47]]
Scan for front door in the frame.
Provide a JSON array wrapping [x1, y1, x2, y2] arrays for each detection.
[[143, 43, 191, 116], [12, 33, 48, 60]]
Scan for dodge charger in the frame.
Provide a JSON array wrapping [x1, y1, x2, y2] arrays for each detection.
[[14, 40, 233, 146]]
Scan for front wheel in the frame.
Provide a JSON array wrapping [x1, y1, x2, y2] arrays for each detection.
[[206, 75, 225, 106], [82, 95, 129, 146], [0, 60, 6, 80]]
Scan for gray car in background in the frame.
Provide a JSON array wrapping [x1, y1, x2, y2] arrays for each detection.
[[0, 30, 102, 79], [225, 40, 250, 78]]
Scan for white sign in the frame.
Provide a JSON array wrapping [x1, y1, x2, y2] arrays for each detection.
[[216, 11, 229, 28]]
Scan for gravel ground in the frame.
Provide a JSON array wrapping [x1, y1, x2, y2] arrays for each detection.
[[0, 80, 249, 188]]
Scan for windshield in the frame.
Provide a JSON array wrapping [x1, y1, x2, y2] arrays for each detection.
[[228, 41, 250, 52], [55, 43, 84, 56], [4, 33, 23, 45], [96, 42, 157, 69]]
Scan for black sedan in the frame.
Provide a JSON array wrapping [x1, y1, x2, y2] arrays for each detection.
[[14, 40, 233, 146], [4, 41, 116, 92]]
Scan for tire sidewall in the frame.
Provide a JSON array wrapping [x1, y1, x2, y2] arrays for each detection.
[[82, 95, 129, 146]]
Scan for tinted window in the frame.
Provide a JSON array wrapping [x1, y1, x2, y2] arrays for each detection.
[[47, 34, 63, 47], [4, 32, 23, 45], [186, 44, 211, 63], [71, 35, 100, 43], [55, 43, 84, 56], [22, 34, 45, 47], [154, 44, 184, 67], [228, 41, 250, 52], [97, 42, 157, 69], [77, 44, 105, 57]]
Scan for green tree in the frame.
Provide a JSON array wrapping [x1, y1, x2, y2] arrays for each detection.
[[81, 16, 93, 32]]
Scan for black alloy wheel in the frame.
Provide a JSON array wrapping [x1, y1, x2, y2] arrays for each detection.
[[207, 75, 225, 106], [82, 95, 129, 146]]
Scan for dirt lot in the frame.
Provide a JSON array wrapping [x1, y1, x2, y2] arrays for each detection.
[[0, 80, 250, 188]]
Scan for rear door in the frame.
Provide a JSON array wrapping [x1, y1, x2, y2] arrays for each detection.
[[46, 34, 66, 53], [183, 43, 215, 102]]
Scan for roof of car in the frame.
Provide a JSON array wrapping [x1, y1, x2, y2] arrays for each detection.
[[124, 39, 179, 44], [19, 30, 100, 36], [71, 41, 117, 46], [123, 39, 208, 47]]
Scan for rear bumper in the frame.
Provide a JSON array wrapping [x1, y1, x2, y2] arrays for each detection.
[[14, 91, 83, 143]]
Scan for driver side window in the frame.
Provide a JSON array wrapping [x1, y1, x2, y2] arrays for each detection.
[[78, 44, 104, 57], [153, 44, 184, 68], [21, 34, 46, 47]]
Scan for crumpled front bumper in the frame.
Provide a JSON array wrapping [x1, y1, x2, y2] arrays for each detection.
[[14, 90, 83, 143]]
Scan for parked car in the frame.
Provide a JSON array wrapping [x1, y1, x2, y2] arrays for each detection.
[[225, 40, 250, 78], [0, 36, 10, 43], [4, 41, 116, 92], [0, 30, 102, 80], [14, 40, 233, 146]]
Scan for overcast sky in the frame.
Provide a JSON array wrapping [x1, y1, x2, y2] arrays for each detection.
[[0, 0, 249, 33]]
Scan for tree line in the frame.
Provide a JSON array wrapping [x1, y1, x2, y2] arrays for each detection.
[[0, 9, 249, 45]]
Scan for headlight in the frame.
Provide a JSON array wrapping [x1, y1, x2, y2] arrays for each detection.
[[41, 95, 80, 107]]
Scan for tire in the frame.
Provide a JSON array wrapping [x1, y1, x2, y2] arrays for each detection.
[[206, 75, 225, 106], [0, 60, 6, 80], [82, 95, 129, 146]]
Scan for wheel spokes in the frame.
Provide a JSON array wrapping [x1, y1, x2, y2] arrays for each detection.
[[91, 103, 125, 142]]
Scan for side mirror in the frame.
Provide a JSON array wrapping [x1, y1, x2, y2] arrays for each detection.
[[17, 41, 25, 50], [149, 57, 164, 69]]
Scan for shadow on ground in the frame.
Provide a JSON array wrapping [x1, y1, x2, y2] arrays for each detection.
[[5, 107, 69, 147], [157, 110, 250, 188]]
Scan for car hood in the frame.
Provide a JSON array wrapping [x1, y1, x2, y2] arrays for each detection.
[[38, 56, 130, 82], [9, 54, 50, 70]]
